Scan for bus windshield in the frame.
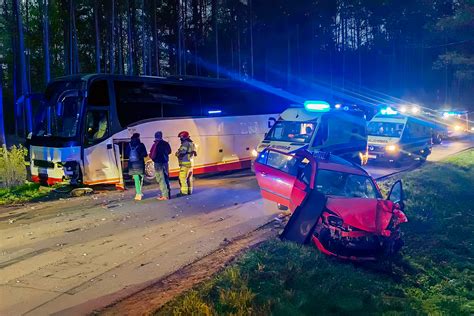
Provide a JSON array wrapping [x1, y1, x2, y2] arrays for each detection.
[[35, 96, 83, 138], [367, 122, 404, 138], [35, 81, 83, 138], [266, 121, 316, 143]]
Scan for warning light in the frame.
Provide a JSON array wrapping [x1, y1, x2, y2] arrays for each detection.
[[304, 101, 330, 112], [208, 110, 222, 114], [380, 107, 398, 115]]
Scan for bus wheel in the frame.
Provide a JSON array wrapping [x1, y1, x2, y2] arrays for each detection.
[[277, 203, 289, 211], [144, 160, 156, 184], [432, 134, 442, 145]]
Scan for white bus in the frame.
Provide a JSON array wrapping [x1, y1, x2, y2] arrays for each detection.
[[28, 75, 295, 187], [367, 107, 433, 164], [254, 101, 369, 164]]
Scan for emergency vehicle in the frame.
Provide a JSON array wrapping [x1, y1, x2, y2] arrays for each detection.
[[439, 110, 470, 138], [367, 107, 433, 164], [254, 148, 407, 260], [28, 74, 295, 186], [253, 101, 368, 165]]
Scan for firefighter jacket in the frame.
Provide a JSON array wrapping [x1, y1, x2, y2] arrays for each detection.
[[176, 139, 196, 165]]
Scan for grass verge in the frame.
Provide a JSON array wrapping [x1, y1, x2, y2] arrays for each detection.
[[157, 149, 474, 315], [0, 182, 54, 205]]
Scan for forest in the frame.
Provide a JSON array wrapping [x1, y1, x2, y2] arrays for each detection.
[[0, 0, 473, 142]]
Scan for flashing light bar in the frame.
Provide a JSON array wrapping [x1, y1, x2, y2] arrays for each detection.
[[411, 106, 420, 114], [304, 100, 330, 112], [208, 110, 222, 114], [380, 107, 398, 115]]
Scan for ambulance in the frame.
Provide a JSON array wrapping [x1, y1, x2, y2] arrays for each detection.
[[253, 101, 368, 165], [367, 107, 433, 164]]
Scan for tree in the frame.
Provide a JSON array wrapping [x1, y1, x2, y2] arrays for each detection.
[[0, 66, 5, 145], [13, 0, 33, 135]]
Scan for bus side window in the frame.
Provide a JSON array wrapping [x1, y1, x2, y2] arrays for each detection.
[[85, 110, 109, 145], [88, 80, 110, 106]]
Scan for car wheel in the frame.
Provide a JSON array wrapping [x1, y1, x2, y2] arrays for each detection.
[[277, 203, 289, 211]]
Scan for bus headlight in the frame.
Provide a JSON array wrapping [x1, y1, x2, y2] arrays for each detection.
[[454, 125, 462, 131], [251, 149, 259, 157], [385, 144, 399, 152]]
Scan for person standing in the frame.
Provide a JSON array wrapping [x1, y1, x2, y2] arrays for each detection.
[[149, 131, 172, 200], [126, 133, 148, 200], [175, 131, 196, 197]]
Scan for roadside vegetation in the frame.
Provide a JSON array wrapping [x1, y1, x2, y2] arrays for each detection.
[[0, 145, 52, 205], [158, 149, 474, 315]]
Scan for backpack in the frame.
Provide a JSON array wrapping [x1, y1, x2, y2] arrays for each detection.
[[129, 144, 139, 162]]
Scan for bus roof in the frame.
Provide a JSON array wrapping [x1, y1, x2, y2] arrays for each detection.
[[51, 73, 269, 90]]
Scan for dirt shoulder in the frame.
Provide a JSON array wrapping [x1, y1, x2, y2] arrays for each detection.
[[98, 222, 279, 316]]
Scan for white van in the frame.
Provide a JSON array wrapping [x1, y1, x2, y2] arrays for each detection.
[[367, 108, 433, 163], [254, 101, 368, 164]]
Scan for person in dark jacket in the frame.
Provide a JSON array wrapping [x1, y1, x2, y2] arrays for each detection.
[[149, 131, 172, 200], [126, 133, 148, 200]]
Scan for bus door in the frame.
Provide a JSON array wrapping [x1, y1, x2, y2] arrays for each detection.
[[82, 109, 122, 186]]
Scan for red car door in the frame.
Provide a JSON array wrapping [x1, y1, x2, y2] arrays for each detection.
[[254, 149, 315, 210]]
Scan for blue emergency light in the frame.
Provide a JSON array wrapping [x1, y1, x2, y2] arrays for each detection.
[[380, 107, 398, 115], [304, 101, 330, 112], [208, 110, 222, 114]]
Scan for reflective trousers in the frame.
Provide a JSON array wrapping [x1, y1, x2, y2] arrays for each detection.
[[178, 163, 193, 195], [155, 163, 170, 199]]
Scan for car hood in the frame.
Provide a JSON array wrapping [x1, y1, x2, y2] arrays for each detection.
[[325, 197, 394, 233]]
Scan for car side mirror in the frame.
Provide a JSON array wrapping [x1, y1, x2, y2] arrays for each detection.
[[387, 180, 404, 209]]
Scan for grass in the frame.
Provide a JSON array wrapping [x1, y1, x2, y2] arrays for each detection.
[[0, 182, 54, 205], [157, 149, 474, 316]]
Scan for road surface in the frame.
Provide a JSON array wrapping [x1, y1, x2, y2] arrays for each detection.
[[0, 137, 472, 315]]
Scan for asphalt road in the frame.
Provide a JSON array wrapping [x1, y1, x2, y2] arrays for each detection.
[[0, 136, 472, 315]]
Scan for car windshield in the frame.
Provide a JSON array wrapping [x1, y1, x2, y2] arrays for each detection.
[[35, 81, 83, 138], [265, 121, 316, 143], [367, 121, 404, 138], [316, 169, 379, 199]]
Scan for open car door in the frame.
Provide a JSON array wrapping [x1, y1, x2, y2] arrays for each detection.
[[254, 148, 315, 210]]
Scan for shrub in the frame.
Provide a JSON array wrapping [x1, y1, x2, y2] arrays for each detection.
[[0, 145, 28, 188]]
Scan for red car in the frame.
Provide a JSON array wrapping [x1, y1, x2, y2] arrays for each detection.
[[254, 148, 408, 260]]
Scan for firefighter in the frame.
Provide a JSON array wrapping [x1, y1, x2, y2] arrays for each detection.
[[175, 131, 196, 196]]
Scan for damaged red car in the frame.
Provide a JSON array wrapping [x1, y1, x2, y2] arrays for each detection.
[[254, 148, 408, 260]]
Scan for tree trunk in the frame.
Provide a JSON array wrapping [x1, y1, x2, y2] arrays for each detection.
[[249, 0, 254, 77], [127, 0, 134, 75], [110, 0, 115, 73], [153, 0, 160, 76], [0, 66, 6, 146], [94, 1, 101, 72], [118, 11, 124, 74], [141, 0, 146, 75], [13, 0, 33, 135], [42, 0, 51, 83], [211, 0, 219, 78]]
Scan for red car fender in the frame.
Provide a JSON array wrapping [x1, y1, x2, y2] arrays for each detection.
[[393, 208, 408, 224]]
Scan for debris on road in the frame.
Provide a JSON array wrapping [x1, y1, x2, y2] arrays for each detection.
[[70, 188, 94, 197]]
